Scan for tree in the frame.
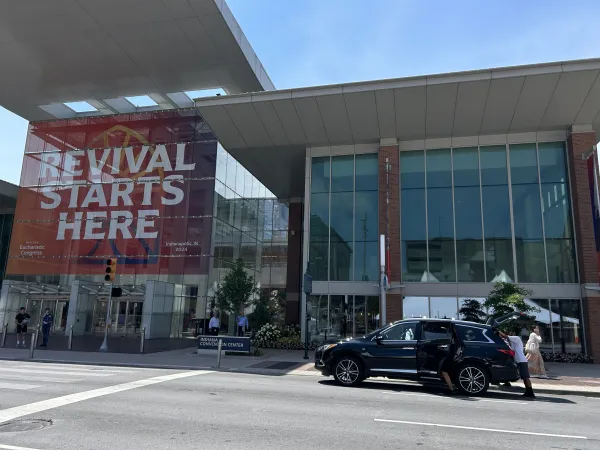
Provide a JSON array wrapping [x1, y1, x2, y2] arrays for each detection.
[[458, 299, 486, 323], [214, 258, 258, 317], [483, 282, 538, 332]]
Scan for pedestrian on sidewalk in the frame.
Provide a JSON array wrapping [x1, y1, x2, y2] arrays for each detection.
[[14, 306, 31, 348], [237, 312, 248, 337], [209, 313, 220, 336], [498, 329, 535, 399], [40, 308, 54, 347], [526, 325, 546, 378]]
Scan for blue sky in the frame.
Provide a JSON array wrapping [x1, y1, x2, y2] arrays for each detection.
[[1, 0, 599, 185]]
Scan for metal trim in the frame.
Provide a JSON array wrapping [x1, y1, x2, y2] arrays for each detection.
[[505, 143, 518, 282]]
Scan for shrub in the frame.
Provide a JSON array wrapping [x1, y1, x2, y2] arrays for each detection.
[[253, 324, 281, 348], [541, 351, 593, 364]]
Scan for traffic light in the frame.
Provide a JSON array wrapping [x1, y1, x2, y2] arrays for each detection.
[[105, 258, 117, 282]]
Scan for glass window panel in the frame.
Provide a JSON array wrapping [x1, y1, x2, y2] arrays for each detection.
[[215, 145, 227, 183], [422, 321, 452, 340], [309, 193, 329, 241], [525, 299, 553, 353], [400, 150, 425, 189], [485, 240, 515, 282], [538, 142, 568, 183], [427, 187, 455, 282], [426, 149, 452, 188], [382, 322, 417, 341], [311, 157, 330, 193], [458, 297, 486, 322], [403, 296, 428, 319], [309, 241, 328, 281], [225, 153, 237, 192], [355, 153, 378, 191], [541, 182, 573, 239], [480, 145, 508, 186], [330, 239, 353, 282], [308, 295, 328, 341], [353, 296, 367, 337], [550, 299, 584, 354], [515, 240, 547, 283], [366, 296, 380, 332], [482, 185, 512, 238], [509, 143, 539, 184], [429, 297, 458, 319], [512, 184, 544, 240], [456, 241, 485, 282], [452, 147, 479, 187], [355, 191, 378, 242], [455, 186, 485, 281], [329, 295, 345, 337], [354, 241, 378, 282], [330, 192, 353, 243], [401, 188, 427, 281], [546, 239, 577, 283], [330, 155, 354, 192]]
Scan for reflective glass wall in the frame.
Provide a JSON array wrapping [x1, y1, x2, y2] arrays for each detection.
[[309, 154, 378, 282], [400, 142, 577, 284]]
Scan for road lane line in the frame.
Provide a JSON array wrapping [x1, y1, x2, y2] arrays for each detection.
[[374, 419, 587, 439], [384, 391, 528, 404], [0, 367, 114, 377], [0, 444, 42, 450], [0, 383, 42, 391], [0, 370, 213, 424], [0, 375, 82, 384]]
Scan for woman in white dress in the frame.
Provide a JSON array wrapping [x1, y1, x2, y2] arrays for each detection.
[[526, 325, 546, 377]]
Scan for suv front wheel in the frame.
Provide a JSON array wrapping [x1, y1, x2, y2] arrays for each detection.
[[456, 363, 489, 396], [333, 355, 364, 387]]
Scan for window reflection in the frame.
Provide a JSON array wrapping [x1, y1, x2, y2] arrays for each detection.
[[403, 296, 428, 319], [429, 297, 458, 319]]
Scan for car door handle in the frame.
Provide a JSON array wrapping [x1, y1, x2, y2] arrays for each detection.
[[437, 344, 449, 349], [403, 347, 415, 350]]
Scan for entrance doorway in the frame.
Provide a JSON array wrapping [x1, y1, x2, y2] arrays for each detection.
[[308, 294, 380, 342], [25, 297, 69, 332], [92, 298, 143, 336]]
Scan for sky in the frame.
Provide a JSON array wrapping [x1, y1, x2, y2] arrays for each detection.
[[1, 0, 599, 185]]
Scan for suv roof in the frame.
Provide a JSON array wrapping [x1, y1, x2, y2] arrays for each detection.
[[396, 318, 490, 327]]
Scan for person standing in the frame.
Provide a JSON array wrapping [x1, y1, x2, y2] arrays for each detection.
[[40, 308, 54, 347], [15, 307, 31, 348], [439, 333, 458, 395], [499, 330, 535, 399], [526, 325, 546, 378], [236, 312, 248, 337], [209, 313, 220, 336]]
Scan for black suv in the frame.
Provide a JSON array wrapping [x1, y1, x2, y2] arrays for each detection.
[[314, 317, 520, 395]]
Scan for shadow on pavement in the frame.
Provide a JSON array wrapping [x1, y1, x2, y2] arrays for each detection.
[[317, 379, 577, 404]]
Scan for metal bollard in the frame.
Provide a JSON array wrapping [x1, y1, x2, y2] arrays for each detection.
[[1, 323, 7, 347], [29, 330, 38, 359], [140, 327, 146, 353], [216, 338, 223, 368], [68, 326, 73, 350]]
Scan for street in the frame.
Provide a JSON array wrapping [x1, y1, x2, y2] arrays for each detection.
[[0, 361, 598, 450]]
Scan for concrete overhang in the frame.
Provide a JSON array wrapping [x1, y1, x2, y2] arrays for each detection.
[[195, 58, 600, 198], [0, 0, 274, 121]]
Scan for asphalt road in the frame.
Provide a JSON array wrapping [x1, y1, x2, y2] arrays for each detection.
[[0, 360, 598, 450]]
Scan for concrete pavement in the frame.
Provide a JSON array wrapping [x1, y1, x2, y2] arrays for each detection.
[[0, 361, 599, 449]]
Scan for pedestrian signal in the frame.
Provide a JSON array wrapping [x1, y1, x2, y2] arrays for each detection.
[[105, 258, 117, 282]]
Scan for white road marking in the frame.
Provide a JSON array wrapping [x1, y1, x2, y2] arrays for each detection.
[[0, 363, 143, 374], [0, 444, 42, 450], [0, 370, 212, 424], [0, 383, 42, 391], [374, 419, 587, 439], [384, 391, 528, 404], [0, 367, 114, 377], [0, 375, 82, 384]]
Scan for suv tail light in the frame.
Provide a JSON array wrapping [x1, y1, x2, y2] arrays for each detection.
[[498, 348, 515, 358]]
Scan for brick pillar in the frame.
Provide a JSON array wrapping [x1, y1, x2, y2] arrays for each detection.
[[567, 128, 600, 360], [379, 142, 402, 322], [284, 202, 302, 325]]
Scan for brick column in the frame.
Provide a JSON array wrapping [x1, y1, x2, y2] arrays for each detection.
[[379, 142, 402, 322], [567, 127, 600, 361], [284, 201, 302, 325]]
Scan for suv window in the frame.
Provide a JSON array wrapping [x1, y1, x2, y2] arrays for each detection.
[[455, 324, 494, 343], [422, 322, 451, 341], [381, 322, 417, 341]]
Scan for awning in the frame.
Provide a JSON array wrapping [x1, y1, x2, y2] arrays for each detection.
[[196, 58, 600, 198]]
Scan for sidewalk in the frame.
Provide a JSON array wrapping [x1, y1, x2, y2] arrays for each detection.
[[0, 347, 598, 397]]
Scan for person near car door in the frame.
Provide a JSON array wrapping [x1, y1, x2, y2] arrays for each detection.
[[499, 330, 535, 399], [526, 326, 546, 378], [439, 336, 458, 394]]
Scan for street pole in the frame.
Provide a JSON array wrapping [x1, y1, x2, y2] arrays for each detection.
[[99, 284, 113, 352], [380, 234, 387, 327]]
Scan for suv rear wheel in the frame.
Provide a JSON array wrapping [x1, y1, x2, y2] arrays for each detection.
[[333, 355, 364, 387], [456, 363, 489, 396]]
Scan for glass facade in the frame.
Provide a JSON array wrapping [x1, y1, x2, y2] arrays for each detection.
[[399, 142, 577, 283], [309, 154, 378, 282]]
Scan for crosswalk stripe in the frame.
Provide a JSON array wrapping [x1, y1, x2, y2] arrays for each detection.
[[0, 382, 42, 391], [0, 367, 114, 377]]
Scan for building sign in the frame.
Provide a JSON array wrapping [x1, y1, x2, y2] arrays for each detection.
[[6, 111, 216, 275], [197, 336, 251, 353]]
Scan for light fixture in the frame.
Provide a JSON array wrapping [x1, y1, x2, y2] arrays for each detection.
[[64, 101, 98, 113], [125, 95, 158, 108]]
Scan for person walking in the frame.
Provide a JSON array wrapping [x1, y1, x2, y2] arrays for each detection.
[[14, 306, 31, 348], [208, 313, 220, 336], [526, 325, 546, 378], [40, 308, 54, 347], [499, 329, 535, 399]]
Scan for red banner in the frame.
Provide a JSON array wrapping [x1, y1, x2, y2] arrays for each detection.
[[7, 111, 216, 275]]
